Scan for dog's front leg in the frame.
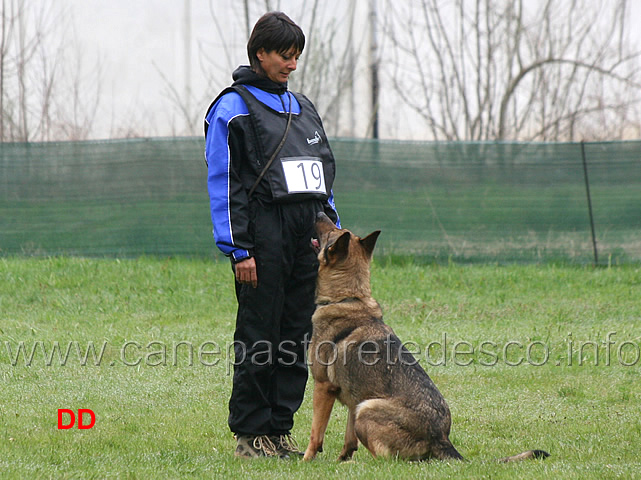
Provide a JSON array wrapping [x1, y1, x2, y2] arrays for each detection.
[[338, 407, 358, 461], [303, 380, 337, 461]]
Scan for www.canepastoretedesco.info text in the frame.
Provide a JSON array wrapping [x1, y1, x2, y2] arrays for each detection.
[[2, 332, 639, 369]]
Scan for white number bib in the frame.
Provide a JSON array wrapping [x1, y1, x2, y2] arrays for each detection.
[[280, 157, 327, 195]]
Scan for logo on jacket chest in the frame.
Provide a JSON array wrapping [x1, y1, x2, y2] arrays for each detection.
[[307, 131, 322, 145]]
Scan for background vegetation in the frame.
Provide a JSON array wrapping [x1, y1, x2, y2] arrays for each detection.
[[2, 0, 641, 141], [2, 138, 640, 263]]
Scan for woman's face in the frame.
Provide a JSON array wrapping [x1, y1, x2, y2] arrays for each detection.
[[256, 47, 300, 83]]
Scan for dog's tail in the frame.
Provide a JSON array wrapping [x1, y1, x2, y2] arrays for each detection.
[[498, 449, 550, 463], [437, 443, 465, 461]]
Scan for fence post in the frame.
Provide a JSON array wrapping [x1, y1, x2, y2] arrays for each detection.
[[580, 141, 598, 266]]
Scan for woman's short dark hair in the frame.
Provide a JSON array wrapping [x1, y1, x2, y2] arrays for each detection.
[[247, 12, 305, 74]]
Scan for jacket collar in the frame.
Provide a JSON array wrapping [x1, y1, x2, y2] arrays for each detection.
[[232, 65, 288, 95]]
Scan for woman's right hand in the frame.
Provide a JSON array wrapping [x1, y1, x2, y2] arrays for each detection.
[[235, 257, 258, 288]]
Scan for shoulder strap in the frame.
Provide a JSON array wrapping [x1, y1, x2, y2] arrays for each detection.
[[247, 91, 293, 199]]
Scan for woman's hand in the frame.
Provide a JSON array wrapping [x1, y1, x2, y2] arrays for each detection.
[[235, 257, 258, 288]]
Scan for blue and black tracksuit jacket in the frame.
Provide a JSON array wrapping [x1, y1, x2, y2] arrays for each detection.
[[204, 83, 340, 263]]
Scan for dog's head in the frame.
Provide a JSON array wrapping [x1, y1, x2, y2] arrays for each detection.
[[313, 212, 381, 300], [314, 212, 381, 266]]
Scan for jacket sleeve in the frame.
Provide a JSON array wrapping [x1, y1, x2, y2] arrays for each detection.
[[205, 93, 254, 262], [324, 190, 341, 228]]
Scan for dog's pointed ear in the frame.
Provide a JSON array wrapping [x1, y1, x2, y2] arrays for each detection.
[[360, 230, 381, 258], [326, 231, 351, 264]]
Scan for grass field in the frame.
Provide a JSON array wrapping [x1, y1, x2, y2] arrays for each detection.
[[1, 256, 640, 478]]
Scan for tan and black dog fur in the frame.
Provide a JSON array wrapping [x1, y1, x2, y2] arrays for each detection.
[[303, 212, 549, 463]]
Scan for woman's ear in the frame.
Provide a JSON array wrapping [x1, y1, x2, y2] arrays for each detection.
[[256, 48, 266, 62]]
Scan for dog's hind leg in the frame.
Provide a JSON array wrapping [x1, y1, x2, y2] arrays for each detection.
[[304, 381, 338, 461], [354, 399, 412, 459], [338, 407, 359, 461], [354, 398, 464, 461]]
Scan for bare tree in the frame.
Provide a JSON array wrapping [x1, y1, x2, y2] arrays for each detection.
[[0, 0, 14, 140], [383, 0, 641, 141], [51, 43, 103, 141], [166, 0, 370, 138], [287, 0, 368, 137], [0, 0, 102, 142]]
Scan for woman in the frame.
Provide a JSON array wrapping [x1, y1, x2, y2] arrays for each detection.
[[204, 11, 340, 458]]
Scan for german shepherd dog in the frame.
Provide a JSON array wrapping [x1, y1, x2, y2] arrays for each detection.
[[303, 212, 549, 462]]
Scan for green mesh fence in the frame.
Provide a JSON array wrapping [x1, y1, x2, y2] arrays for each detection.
[[1, 138, 639, 264]]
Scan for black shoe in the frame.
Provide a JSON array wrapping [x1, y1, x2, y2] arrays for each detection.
[[270, 434, 304, 459]]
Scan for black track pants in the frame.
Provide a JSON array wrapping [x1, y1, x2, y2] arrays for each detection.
[[228, 200, 322, 436]]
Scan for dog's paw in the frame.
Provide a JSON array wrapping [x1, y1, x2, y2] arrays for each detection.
[[338, 446, 357, 462]]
